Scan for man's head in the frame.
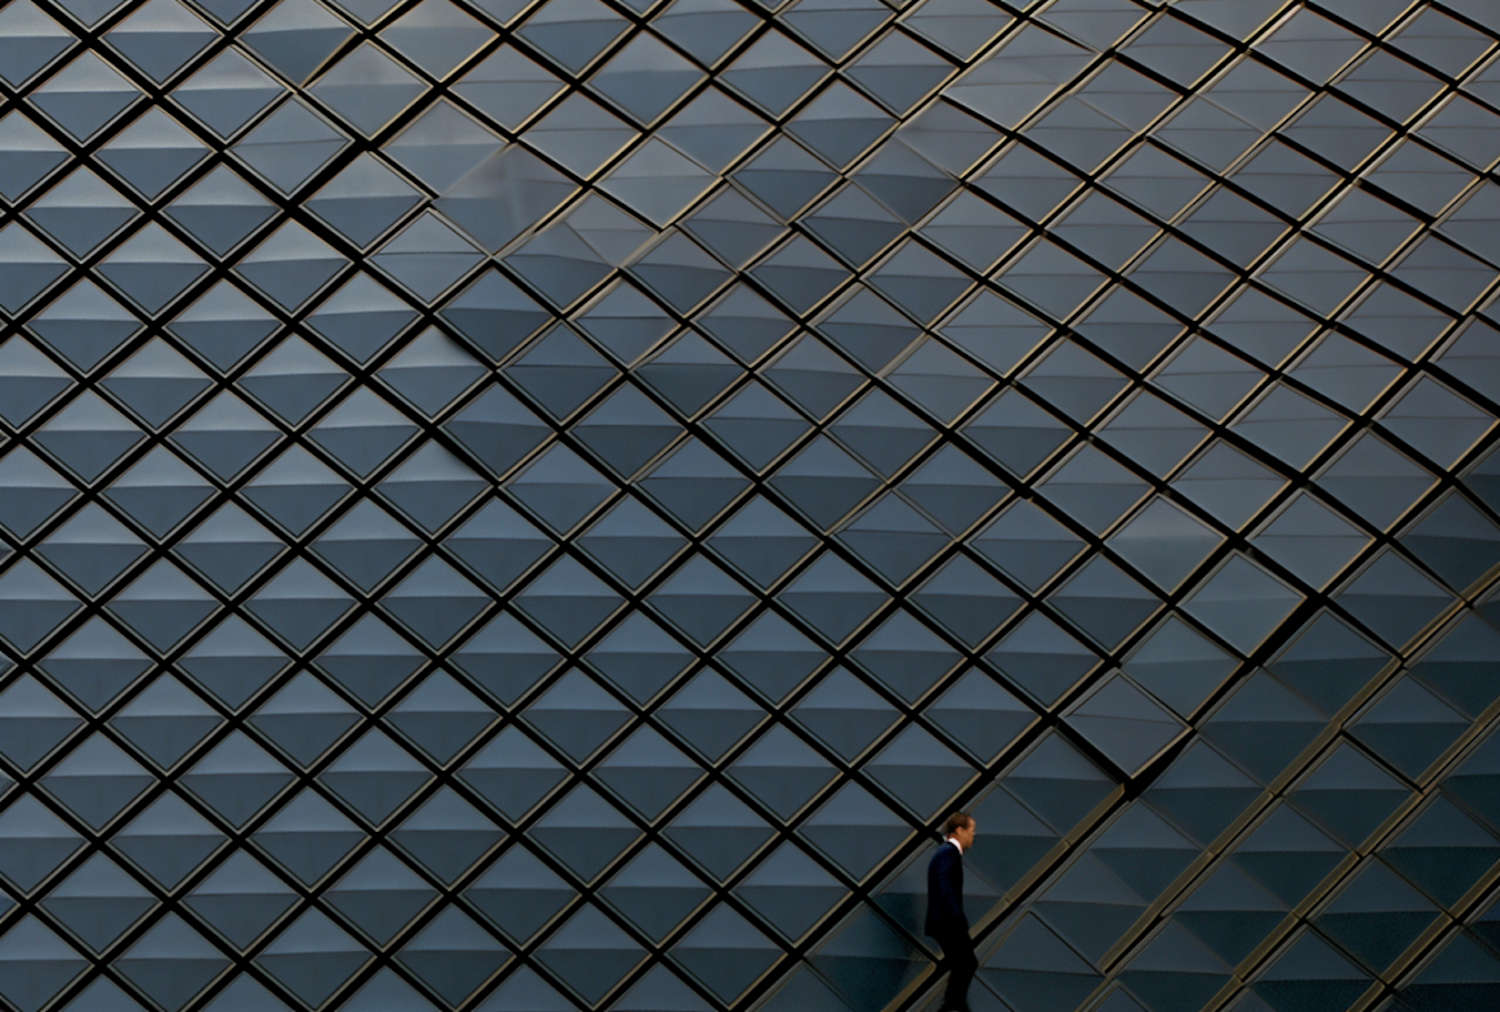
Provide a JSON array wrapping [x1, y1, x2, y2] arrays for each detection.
[[943, 812, 976, 850]]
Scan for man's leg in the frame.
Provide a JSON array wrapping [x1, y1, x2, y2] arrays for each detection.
[[939, 934, 977, 1012]]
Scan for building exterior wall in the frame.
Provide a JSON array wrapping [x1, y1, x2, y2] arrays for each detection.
[[0, 0, 1498, 1010]]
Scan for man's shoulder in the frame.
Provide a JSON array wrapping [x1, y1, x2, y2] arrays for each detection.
[[929, 840, 956, 865]]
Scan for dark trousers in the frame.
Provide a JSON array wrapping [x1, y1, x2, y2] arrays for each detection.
[[936, 931, 976, 1012]]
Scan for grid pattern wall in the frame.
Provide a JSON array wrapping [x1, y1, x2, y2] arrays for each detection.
[[1, 0, 1500, 1010]]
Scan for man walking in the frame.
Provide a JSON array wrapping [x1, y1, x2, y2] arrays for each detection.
[[926, 812, 978, 1012]]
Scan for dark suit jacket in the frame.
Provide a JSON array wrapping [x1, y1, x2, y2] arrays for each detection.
[[925, 840, 968, 940]]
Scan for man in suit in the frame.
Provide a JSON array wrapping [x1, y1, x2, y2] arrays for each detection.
[[926, 811, 978, 1012]]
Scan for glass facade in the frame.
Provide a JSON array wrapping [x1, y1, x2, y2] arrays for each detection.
[[1, 0, 1499, 1009]]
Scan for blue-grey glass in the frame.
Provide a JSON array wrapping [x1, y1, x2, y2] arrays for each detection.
[[4, 1, 1500, 1010]]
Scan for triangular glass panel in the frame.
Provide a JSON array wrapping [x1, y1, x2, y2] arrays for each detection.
[[459, 727, 567, 821], [699, 380, 810, 473], [168, 392, 283, 483], [383, 98, 504, 195], [576, 496, 687, 589], [727, 725, 838, 823], [112, 791, 227, 888], [639, 437, 751, 531], [1182, 555, 1303, 657], [0, 2, 75, 89], [583, 611, 692, 707], [104, 0, 217, 84], [0, 448, 78, 544], [105, 337, 215, 431], [0, 111, 69, 203], [180, 731, 295, 828], [232, 97, 350, 195], [962, 388, 1074, 480], [431, 271, 548, 369], [310, 41, 428, 138], [660, 86, 771, 175], [29, 51, 143, 142], [165, 281, 278, 374], [791, 666, 898, 763], [177, 616, 289, 710], [24, 284, 138, 388], [452, 43, 563, 132], [1288, 741, 1411, 849], [0, 675, 83, 772], [42, 852, 157, 955], [1336, 549, 1457, 652], [103, 445, 215, 539], [97, 222, 211, 316], [234, 221, 349, 312], [1172, 441, 1289, 532], [986, 608, 1100, 708], [970, 499, 1084, 594], [828, 389, 938, 479], [594, 727, 705, 823], [380, 555, 492, 649], [681, 187, 785, 270], [666, 782, 777, 882], [238, 444, 352, 537], [769, 436, 882, 532], [38, 618, 153, 719], [0, 337, 72, 432], [694, 283, 796, 365], [96, 108, 211, 201], [574, 382, 685, 478], [836, 493, 950, 588], [318, 727, 433, 826], [459, 845, 570, 947], [23, 168, 139, 261], [310, 498, 421, 594], [1124, 615, 1238, 720], [798, 781, 911, 881], [752, 236, 852, 318], [314, 612, 424, 707], [241, 0, 355, 85], [170, 47, 287, 139], [243, 558, 356, 653], [39, 732, 154, 830], [385, 671, 496, 765], [0, 795, 85, 893], [34, 390, 149, 486], [0, 222, 70, 316], [450, 611, 563, 707], [164, 165, 277, 260], [1252, 492, 1370, 592], [39, 496, 151, 598], [1063, 673, 1187, 777], [1038, 445, 1150, 536], [845, 30, 955, 115], [531, 785, 642, 884], [305, 154, 422, 251], [1050, 554, 1162, 651], [444, 497, 553, 594], [658, 667, 767, 762], [521, 667, 632, 764], [733, 135, 840, 223], [302, 275, 414, 365], [1409, 611, 1500, 720], [376, 439, 487, 534], [306, 387, 419, 479]]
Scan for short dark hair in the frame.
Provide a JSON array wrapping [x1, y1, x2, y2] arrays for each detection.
[[943, 812, 974, 836]]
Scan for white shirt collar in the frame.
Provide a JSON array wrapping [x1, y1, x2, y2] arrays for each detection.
[[946, 836, 964, 855]]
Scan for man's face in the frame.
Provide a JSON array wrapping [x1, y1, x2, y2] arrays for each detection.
[[954, 819, 976, 850]]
